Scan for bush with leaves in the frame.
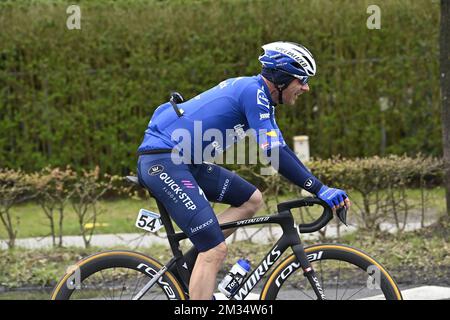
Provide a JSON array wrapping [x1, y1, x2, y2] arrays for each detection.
[[29, 167, 77, 247], [234, 155, 445, 234], [308, 155, 445, 231], [0, 155, 444, 245], [0, 169, 35, 248], [71, 167, 113, 248]]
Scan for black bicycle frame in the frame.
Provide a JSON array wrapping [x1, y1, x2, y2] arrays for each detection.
[[153, 197, 341, 300]]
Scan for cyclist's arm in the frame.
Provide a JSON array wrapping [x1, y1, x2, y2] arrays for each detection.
[[239, 84, 286, 150], [241, 85, 323, 194], [268, 145, 323, 194], [282, 143, 312, 172]]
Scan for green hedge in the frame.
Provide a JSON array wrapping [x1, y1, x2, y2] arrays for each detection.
[[0, 155, 444, 248], [0, 0, 441, 174]]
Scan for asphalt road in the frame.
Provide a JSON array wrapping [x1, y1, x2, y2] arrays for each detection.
[[212, 285, 450, 300]]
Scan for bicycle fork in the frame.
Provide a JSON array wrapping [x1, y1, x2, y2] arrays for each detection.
[[291, 243, 327, 300]]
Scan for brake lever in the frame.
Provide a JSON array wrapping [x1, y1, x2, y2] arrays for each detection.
[[336, 207, 348, 226]]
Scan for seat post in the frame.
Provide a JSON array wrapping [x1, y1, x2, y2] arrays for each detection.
[[154, 199, 197, 268], [154, 199, 181, 254]]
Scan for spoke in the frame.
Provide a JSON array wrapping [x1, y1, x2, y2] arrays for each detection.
[[340, 287, 349, 301], [132, 273, 145, 299], [319, 261, 324, 296], [299, 285, 315, 300], [119, 268, 129, 300], [292, 278, 315, 300], [345, 285, 368, 300], [99, 269, 111, 300], [335, 261, 341, 300], [91, 278, 103, 300], [152, 286, 161, 300], [87, 274, 107, 300], [111, 268, 115, 300]]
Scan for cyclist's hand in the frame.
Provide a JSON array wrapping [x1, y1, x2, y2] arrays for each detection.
[[317, 185, 351, 213]]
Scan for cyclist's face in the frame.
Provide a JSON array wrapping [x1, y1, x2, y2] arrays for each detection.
[[283, 79, 310, 105]]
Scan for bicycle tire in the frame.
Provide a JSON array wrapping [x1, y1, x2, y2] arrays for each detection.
[[51, 250, 186, 300], [260, 244, 402, 300]]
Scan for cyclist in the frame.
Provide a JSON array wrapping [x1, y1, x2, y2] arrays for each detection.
[[137, 41, 351, 300]]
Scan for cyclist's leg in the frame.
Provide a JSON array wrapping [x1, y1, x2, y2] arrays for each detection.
[[189, 241, 227, 299], [138, 154, 227, 299], [191, 162, 263, 238]]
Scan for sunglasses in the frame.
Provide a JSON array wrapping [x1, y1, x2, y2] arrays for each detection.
[[274, 69, 309, 86], [295, 75, 309, 85], [280, 69, 309, 85]]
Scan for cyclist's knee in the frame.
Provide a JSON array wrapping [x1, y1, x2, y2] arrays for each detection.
[[199, 242, 227, 265], [245, 189, 264, 215]]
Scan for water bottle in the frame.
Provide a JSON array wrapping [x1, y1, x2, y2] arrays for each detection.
[[218, 259, 251, 297]]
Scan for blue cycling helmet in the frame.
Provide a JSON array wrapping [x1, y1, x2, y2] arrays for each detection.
[[259, 41, 316, 104]]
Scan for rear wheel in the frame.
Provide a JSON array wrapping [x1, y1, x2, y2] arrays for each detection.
[[51, 250, 186, 300], [261, 244, 402, 300]]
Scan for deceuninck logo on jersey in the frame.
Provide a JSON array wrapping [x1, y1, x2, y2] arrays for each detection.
[[256, 88, 270, 108]]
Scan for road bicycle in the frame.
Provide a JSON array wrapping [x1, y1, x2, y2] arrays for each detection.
[[51, 175, 403, 300]]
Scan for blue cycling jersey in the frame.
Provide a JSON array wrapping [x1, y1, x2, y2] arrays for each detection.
[[135, 74, 337, 252], [138, 73, 323, 195], [138, 74, 286, 159]]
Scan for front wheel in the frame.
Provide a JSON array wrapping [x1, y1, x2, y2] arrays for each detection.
[[51, 250, 186, 300], [260, 244, 402, 300]]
